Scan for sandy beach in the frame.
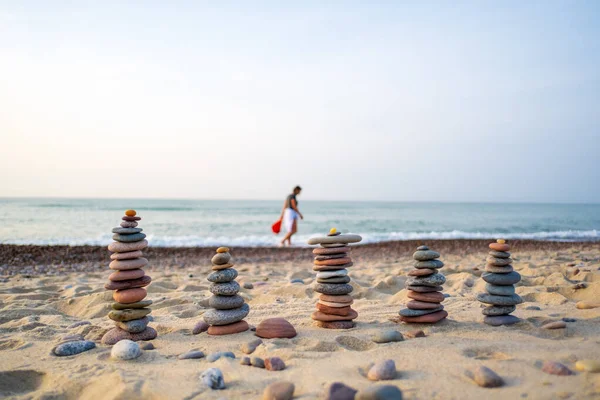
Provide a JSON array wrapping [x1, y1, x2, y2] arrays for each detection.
[[0, 240, 599, 399]]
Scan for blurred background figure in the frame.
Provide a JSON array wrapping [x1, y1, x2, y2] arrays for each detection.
[[279, 186, 303, 246]]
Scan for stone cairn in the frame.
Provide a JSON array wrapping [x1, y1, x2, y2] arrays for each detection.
[[101, 210, 157, 345], [399, 245, 448, 323], [477, 239, 522, 326], [203, 247, 250, 335], [308, 228, 362, 329]]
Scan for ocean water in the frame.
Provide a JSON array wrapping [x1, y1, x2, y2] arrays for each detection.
[[0, 198, 599, 247]]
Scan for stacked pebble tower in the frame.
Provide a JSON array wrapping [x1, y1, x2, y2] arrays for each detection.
[[308, 228, 362, 329], [477, 239, 523, 326], [399, 245, 448, 323], [101, 210, 157, 345], [203, 247, 250, 335]]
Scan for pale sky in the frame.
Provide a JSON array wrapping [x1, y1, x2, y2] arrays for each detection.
[[1, 1, 599, 202]]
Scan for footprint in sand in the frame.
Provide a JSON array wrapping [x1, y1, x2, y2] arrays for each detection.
[[462, 347, 512, 361], [336, 336, 376, 351], [292, 337, 339, 352], [0, 370, 45, 396]]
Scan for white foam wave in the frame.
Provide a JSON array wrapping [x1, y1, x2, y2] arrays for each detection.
[[1, 230, 598, 247]]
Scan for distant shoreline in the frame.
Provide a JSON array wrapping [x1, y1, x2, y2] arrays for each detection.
[[2, 239, 599, 276]]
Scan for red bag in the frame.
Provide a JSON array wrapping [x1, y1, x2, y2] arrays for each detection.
[[271, 219, 282, 234]]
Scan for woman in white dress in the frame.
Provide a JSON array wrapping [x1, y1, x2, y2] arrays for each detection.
[[280, 186, 303, 246]]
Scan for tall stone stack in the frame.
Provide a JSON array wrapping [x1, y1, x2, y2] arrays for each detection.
[[308, 228, 362, 329], [101, 210, 157, 345], [399, 245, 448, 323], [203, 247, 250, 335], [477, 239, 522, 326]]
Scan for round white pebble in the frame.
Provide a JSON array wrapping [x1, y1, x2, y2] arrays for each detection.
[[111, 339, 142, 360]]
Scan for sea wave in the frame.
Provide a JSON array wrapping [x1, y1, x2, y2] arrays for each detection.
[[1, 230, 598, 247]]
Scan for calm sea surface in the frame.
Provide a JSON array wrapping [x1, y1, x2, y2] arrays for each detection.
[[0, 198, 598, 247]]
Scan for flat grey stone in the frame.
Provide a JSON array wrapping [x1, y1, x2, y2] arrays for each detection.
[[406, 273, 446, 287], [417, 245, 429, 251], [208, 295, 245, 310], [482, 271, 521, 285], [317, 276, 351, 284], [413, 259, 444, 269], [483, 315, 520, 326], [115, 316, 150, 333], [201, 367, 225, 389], [203, 303, 249, 326], [313, 283, 353, 295], [413, 249, 440, 261], [486, 256, 513, 266], [178, 350, 205, 360], [485, 265, 514, 273], [489, 250, 511, 259], [399, 306, 443, 317], [207, 351, 236, 362], [112, 232, 147, 242], [112, 227, 143, 234], [372, 330, 404, 343], [356, 385, 403, 400], [210, 281, 240, 296], [485, 284, 515, 296], [308, 234, 362, 245], [477, 293, 523, 306], [407, 285, 442, 292], [208, 269, 238, 283], [482, 305, 516, 316]]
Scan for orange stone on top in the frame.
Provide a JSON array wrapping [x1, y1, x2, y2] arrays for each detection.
[[125, 209, 137, 217]]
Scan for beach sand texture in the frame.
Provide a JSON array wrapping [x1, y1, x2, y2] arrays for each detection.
[[0, 242, 599, 399]]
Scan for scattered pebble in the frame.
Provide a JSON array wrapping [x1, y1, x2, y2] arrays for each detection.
[[201, 368, 225, 390], [207, 351, 235, 362], [290, 279, 304, 284], [240, 356, 251, 365], [140, 342, 155, 350], [355, 385, 403, 400], [241, 338, 263, 354], [327, 382, 358, 400], [367, 360, 397, 381], [576, 301, 600, 309], [265, 357, 286, 371], [372, 330, 404, 344], [256, 318, 297, 339], [243, 282, 254, 289], [572, 283, 587, 290], [525, 306, 542, 311], [575, 360, 600, 373], [178, 350, 205, 360], [405, 330, 426, 338], [68, 321, 91, 329], [562, 318, 577, 323], [262, 381, 295, 400], [251, 357, 265, 368], [539, 361, 574, 376], [111, 340, 141, 360], [542, 321, 567, 330], [464, 366, 504, 388], [192, 321, 209, 335], [53, 340, 95, 357]]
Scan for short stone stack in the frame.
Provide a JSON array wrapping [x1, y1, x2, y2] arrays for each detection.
[[203, 247, 250, 335], [101, 210, 157, 345], [308, 228, 362, 329], [399, 245, 448, 323], [477, 239, 523, 326]]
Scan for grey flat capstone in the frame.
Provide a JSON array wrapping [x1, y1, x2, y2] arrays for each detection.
[[307, 234, 362, 245], [112, 233, 147, 243], [208, 294, 245, 310], [203, 303, 250, 326]]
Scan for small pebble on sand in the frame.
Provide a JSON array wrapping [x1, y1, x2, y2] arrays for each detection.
[[262, 381, 295, 400], [111, 340, 141, 360], [367, 360, 397, 381], [464, 366, 504, 388], [201, 368, 225, 389]]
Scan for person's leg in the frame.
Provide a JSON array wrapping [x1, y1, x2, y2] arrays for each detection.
[[288, 218, 298, 245]]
